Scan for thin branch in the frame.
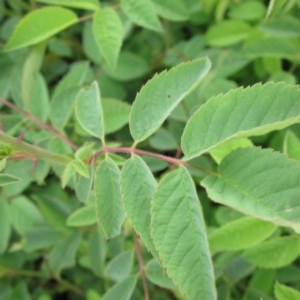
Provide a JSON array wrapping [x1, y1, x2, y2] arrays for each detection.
[[0, 98, 78, 150], [134, 234, 150, 300], [91, 147, 216, 175]]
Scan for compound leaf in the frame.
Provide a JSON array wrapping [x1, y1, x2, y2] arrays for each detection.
[[121, 155, 158, 257], [5, 6, 77, 51], [130, 57, 211, 143], [151, 166, 216, 300], [182, 82, 300, 160], [121, 0, 163, 32], [94, 157, 125, 239], [75, 81, 104, 140], [202, 147, 300, 232], [93, 8, 123, 69]]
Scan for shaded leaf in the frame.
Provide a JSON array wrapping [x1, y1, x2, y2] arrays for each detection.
[[66, 205, 96, 227], [94, 157, 125, 239], [5, 6, 78, 51], [209, 217, 277, 254], [121, 155, 158, 257], [93, 8, 123, 69], [0, 197, 11, 254], [121, 0, 163, 32], [130, 57, 211, 143], [202, 147, 300, 232], [151, 0, 189, 21], [75, 81, 104, 140], [182, 82, 300, 160], [151, 166, 216, 300], [243, 236, 300, 269]]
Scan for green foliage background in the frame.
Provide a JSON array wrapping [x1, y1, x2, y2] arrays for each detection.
[[1, 0, 300, 299]]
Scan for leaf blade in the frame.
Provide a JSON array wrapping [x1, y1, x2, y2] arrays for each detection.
[[151, 166, 216, 300], [5, 6, 78, 51], [37, 0, 100, 10], [130, 57, 211, 143], [182, 82, 300, 160]]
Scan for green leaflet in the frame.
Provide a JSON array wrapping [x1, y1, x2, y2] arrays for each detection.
[[0, 173, 20, 186], [120, 155, 158, 257], [121, 0, 163, 32], [202, 147, 300, 232], [0, 198, 11, 254], [151, 166, 216, 300], [182, 82, 300, 160], [92, 8, 123, 69], [228, 1, 266, 21], [4, 6, 78, 51], [66, 205, 96, 227], [75, 81, 105, 141], [102, 276, 137, 300], [284, 130, 300, 161], [206, 20, 251, 47], [242, 236, 300, 269], [37, 0, 100, 10], [48, 232, 82, 276], [88, 232, 106, 276], [151, 0, 189, 21], [102, 98, 131, 134], [208, 217, 277, 254], [130, 57, 211, 143], [275, 282, 300, 300], [94, 157, 125, 239]]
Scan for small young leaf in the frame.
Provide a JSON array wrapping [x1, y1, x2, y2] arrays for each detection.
[[0, 173, 20, 186], [130, 57, 211, 143], [182, 82, 300, 160], [5, 6, 78, 51], [243, 236, 300, 269], [209, 217, 277, 254], [66, 205, 96, 227], [102, 276, 137, 300], [151, 166, 216, 300], [151, 0, 189, 21], [121, 155, 158, 257], [94, 157, 125, 239], [0, 158, 7, 172], [61, 162, 75, 188], [121, 0, 163, 32], [72, 161, 89, 178], [48, 232, 82, 276], [75, 81, 105, 140], [37, 0, 100, 10], [0, 197, 11, 254], [202, 147, 300, 232], [274, 282, 300, 300], [93, 8, 123, 69]]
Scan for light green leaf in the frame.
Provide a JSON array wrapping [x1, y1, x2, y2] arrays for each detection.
[[182, 82, 300, 160], [228, 1, 266, 21], [50, 87, 80, 129], [206, 20, 251, 47], [37, 0, 100, 10], [151, 166, 216, 300], [66, 205, 96, 227], [72, 160, 89, 178], [0, 197, 11, 254], [145, 259, 176, 290], [121, 155, 158, 257], [121, 0, 163, 32], [5, 6, 78, 51], [209, 137, 253, 164], [61, 162, 75, 188], [151, 0, 189, 21], [48, 232, 82, 276], [93, 8, 123, 69], [76, 167, 93, 203], [275, 282, 300, 300], [202, 147, 300, 232], [209, 217, 277, 254], [75, 81, 104, 140], [284, 130, 300, 161], [0, 157, 7, 172], [130, 57, 211, 143], [102, 276, 137, 300], [102, 98, 131, 134], [94, 157, 125, 239], [0, 173, 20, 186], [105, 251, 133, 282], [103, 51, 148, 81], [243, 236, 300, 269]]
